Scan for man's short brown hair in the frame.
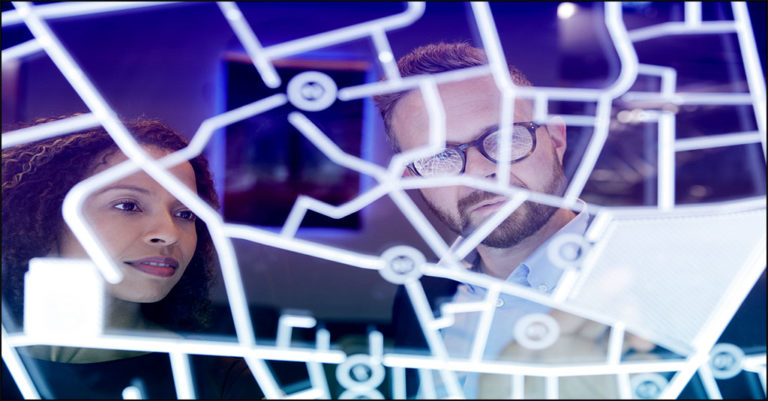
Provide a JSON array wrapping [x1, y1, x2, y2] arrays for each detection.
[[372, 42, 532, 150]]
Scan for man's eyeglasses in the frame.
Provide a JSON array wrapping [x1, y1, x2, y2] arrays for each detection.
[[407, 121, 540, 177]]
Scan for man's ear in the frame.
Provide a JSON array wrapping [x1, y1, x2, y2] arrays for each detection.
[[545, 115, 567, 163]]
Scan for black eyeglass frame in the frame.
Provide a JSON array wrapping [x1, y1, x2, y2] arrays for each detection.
[[407, 121, 541, 177]]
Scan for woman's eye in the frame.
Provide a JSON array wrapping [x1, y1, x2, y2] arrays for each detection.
[[176, 210, 196, 221], [113, 201, 140, 212]]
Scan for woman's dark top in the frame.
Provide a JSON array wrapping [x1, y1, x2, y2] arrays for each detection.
[[3, 351, 263, 399]]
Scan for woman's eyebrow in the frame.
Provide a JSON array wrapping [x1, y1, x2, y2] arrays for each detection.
[[94, 184, 151, 196]]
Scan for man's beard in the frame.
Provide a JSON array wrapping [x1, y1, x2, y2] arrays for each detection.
[[423, 159, 567, 249]]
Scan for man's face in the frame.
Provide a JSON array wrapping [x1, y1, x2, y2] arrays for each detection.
[[390, 75, 568, 248]]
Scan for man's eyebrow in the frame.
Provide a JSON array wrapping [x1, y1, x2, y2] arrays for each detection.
[[446, 124, 498, 146], [94, 184, 151, 196]]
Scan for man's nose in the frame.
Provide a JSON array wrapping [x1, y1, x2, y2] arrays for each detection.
[[464, 146, 495, 178]]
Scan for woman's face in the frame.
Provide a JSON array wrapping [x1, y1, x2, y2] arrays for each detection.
[[56, 145, 198, 303]]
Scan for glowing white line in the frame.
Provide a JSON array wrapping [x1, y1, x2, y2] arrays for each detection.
[[621, 92, 754, 104], [660, 350, 710, 398], [371, 27, 400, 80], [496, 92, 515, 185], [512, 375, 524, 398], [1, 38, 42, 63], [392, 366, 406, 399], [262, 3, 425, 60], [217, 2, 280, 88], [563, 2, 639, 205], [287, 112, 387, 180], [169, 352, 196, 399], [685, 2, 702, 27], [628, 21, 737, 43], [607, 322, 625, 364], [306, 360, 331, 399], [453, 193, 528, 260], [370, 330, 384, 361], [388, 189, 461, 270], [244, 355, 283, 398], [546, 375, 558, 398], [184, 94, 287, 161], [277, 315, 317, 348], [382, 353, 692, 376], [316, 328, 331, 352], [469, 285, 501, 362], [388, 79, 447, 174], [338, 64, 492, 101], [418, 368, 437, 398], [690, 239, 767, 351], [617, 372, 632, 399], [2, 2, 181, 27], [6, 332, 346, 362], [658, 112, 676, 210], [404, 280, 463, 397], [697, 362, 724, 399], [470, 3, 514, 92], [674, 131, 762, 152], [732, 2, 768, 159], [1, 113, 101, 149], [399, 175, 595, 213], [224, 223, 384, 270], [281, 185, 389, 238], [1, 326, 40, 399], [636, 64, 678, 96]]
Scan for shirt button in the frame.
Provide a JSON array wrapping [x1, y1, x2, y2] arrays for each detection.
[[537, 284, 549, 293], [495, 298, 505, 308]]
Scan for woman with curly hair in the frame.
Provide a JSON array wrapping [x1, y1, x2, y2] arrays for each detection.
[[1, 116, 261, 399]]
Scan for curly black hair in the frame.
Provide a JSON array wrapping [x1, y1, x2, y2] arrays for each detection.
[[2, 115, 220, 333]]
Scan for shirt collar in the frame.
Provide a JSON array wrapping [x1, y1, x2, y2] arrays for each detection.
[[444, 200, 589, 293]]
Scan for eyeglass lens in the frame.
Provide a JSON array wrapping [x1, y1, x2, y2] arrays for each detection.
[[412, 124, 535, 177]]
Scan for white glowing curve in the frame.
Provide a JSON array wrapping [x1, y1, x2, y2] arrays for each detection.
[[404, 280, 464, 398], [280, 185, 390, 238], [287, 112, 387, 180], [169, 352, 196, 399], [1, 113, 101, 149], [1, 38, 43, 63], [4, 1, 766, 399], [224, 223, 384, 270], [382, 352, 691, 376], [1, 1, 182, 27], [261, 2, 425, 60], [732, 2, 768, 160], [217, 2, 280, 89], [1, 327, 40, 399], [5, 332, 346, 363], [337, 64, 493, 101], [469, 285, 502, 362], [628, 20, 738, 43], [563, 3, 639, 206]]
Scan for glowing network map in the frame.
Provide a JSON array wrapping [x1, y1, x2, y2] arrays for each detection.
[[2, 1, 766, 399]]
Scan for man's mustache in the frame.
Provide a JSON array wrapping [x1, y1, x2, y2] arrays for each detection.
[[457, 182, 528, 216]]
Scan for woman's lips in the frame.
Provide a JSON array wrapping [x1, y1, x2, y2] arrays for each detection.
[[125, 257, 178, 278]]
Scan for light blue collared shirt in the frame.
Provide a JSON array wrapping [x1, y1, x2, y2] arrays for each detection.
[[425, 203, 590, 398]]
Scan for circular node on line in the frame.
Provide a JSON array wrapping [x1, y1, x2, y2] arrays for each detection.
[[630, 373, 668, 399], [378, 245, 424, 284], [709, 342, 744, 379], [513, 313, 560, 350], [286, 71, 338, 111], [336, 354, 386, 392], [547, 232, 591, 270]]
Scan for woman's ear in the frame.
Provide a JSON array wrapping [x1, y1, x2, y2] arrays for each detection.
[[545, 115, 567, 163]]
